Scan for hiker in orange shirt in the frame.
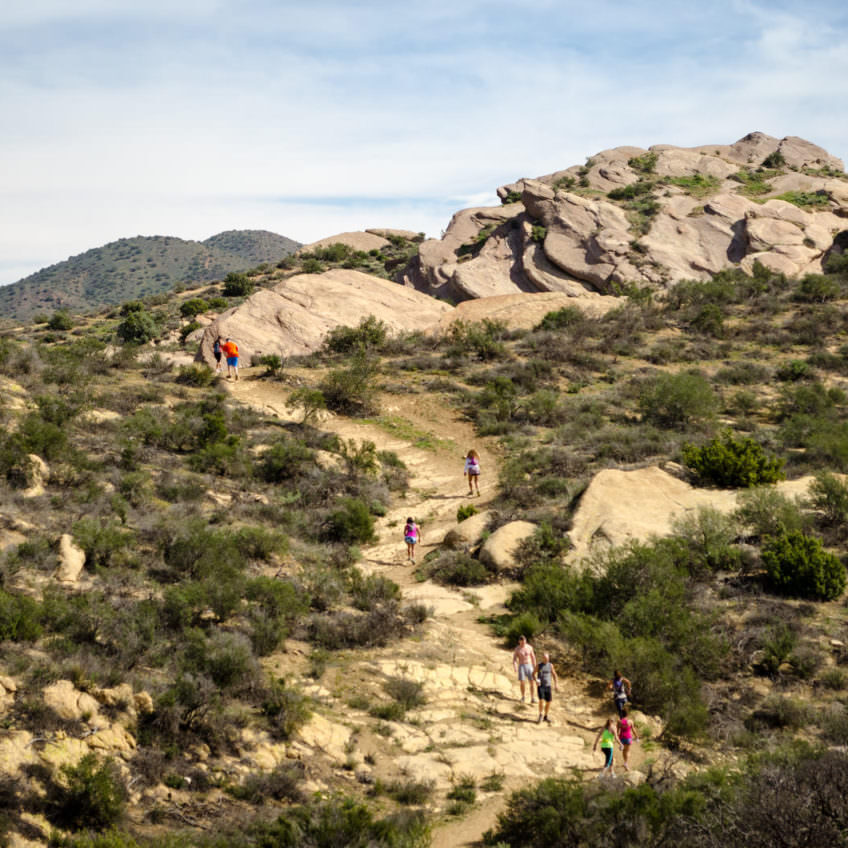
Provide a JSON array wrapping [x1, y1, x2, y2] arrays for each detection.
[[221, 338, 239, 380]]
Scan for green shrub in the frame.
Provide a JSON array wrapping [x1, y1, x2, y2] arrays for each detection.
[[628, 151, 658, 174], [761, 531, 846, 600], [323, 498, 377, 545], [745, 695, 813, 731], [48, 310, 74, 331], [47, 753, 127, 831], [383, 778, 434, 806], [179, 298, 209, 317], [175, 364, 216, 386], [288, 387, 327, 426], [253, 797, 428, 848], [351, 573, 401, 611], [222, 272, 253, 297], [384, 676, 426, 712], [667, 173, 721, 198], [735, 487, 807, 540], [777, 190, 831, 209], [324, 315, 388, 354], [258, 437, 314, 483], [116, 310, 159, 344], [795, 273, 840, 302], [670, 506, 741, 574], [0, 588, 42, 642], [261, 678, 312, 740], [456, 504, 478, 522], [320, 351, 380, 416], [534, 306, 585, 332], [445, 319, 508, 361], [72, 518, 136, 570], [682, 431, 785, 487], [808, 471, 848, 526], [504, 612, 543, 645], [638, 371, 718, 429]]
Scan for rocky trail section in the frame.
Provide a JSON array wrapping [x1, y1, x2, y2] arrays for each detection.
[[230, 379, 653, 846]]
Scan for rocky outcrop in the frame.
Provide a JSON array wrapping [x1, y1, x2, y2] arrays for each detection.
[[442, 510, 493, 549], [567, 466, 816, 564], [299, 231, 391, 254], [479, 521, 537, 572], [196, 268, 454, 364], [55, 533, 86, 583], [21, 454, 48, 498], [404, 133, 847, 301]]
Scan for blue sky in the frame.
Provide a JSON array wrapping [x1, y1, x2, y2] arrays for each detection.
[[2, 0, 847, 285]]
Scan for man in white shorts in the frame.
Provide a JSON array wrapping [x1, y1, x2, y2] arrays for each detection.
[[512, 635, 537, 703]]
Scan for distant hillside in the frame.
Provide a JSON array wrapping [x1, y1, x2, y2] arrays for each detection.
[[203, 229, 300, 264], [0, 229, 300, 321]]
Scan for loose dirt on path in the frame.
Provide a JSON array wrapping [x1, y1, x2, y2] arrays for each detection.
[[228, 373, 650, 847]]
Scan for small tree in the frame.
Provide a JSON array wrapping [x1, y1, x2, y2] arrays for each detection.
[[47, 310, 74, 331], [179, 297, 209, 317], [222, 272, 253, 297], [116, 309, 159, 344], [289, 387, 327, 427], [761, 530, 846, 600]]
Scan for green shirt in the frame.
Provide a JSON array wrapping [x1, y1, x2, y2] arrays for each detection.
[[600, 729, 615, 749]]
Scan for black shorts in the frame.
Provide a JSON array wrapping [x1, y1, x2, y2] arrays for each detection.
[[537, 684, 552, 702], [214, 351, 222, 362]]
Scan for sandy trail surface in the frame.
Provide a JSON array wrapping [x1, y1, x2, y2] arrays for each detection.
[[229, 374, 649, 847]]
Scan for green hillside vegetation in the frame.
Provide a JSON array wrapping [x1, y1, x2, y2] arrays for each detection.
[[3, 255, 848, 844], [0, 230, 300, 323]]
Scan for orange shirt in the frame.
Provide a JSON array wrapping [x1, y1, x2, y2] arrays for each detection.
[[222, 341, 238, 357]]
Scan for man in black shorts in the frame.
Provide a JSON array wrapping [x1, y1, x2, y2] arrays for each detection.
[[534, 652, 559, 724]]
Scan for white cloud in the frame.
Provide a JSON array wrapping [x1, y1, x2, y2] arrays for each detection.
[[1, 0, 846, 285]]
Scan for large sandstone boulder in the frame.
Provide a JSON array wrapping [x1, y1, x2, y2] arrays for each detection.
[[43, 680, 101, 722], [568, 466, 816, 564], [196, 269, 453, 365], [407, 133, 846, 302], [479, 521, 537, 572], [298, 231, 390, 254], [442, 510, 493, 549]]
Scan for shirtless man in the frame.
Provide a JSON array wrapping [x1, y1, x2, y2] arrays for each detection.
[[512, 635, 537, 703]]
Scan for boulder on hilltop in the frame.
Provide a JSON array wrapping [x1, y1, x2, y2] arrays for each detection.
[[402, 132, 848, 301], [196, 268, 453, 364]]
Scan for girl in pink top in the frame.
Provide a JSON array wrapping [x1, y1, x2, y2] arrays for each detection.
[[617, 707, 639, 770], [404, 517, 420, 564]]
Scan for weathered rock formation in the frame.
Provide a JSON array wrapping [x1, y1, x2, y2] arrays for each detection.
[[567, 466, 816, 564], [402, 133, 847, 301], [196, 268, 453, 364]]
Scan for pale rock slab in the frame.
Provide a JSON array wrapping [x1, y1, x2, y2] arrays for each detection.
[[299, 231, 390, 254], [55, 534, 86, 583], [296, 713, 352, 762], [479, 521, 537, 572], [568, 466, 816, 565], [42, 680, 100, 722], [197, 269, 452, 364]]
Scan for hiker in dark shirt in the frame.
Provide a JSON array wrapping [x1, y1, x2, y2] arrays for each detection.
[[533, 652, 559, 723]]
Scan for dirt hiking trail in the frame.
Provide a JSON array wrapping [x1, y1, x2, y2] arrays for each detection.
[[230, 375, 651, 847]]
